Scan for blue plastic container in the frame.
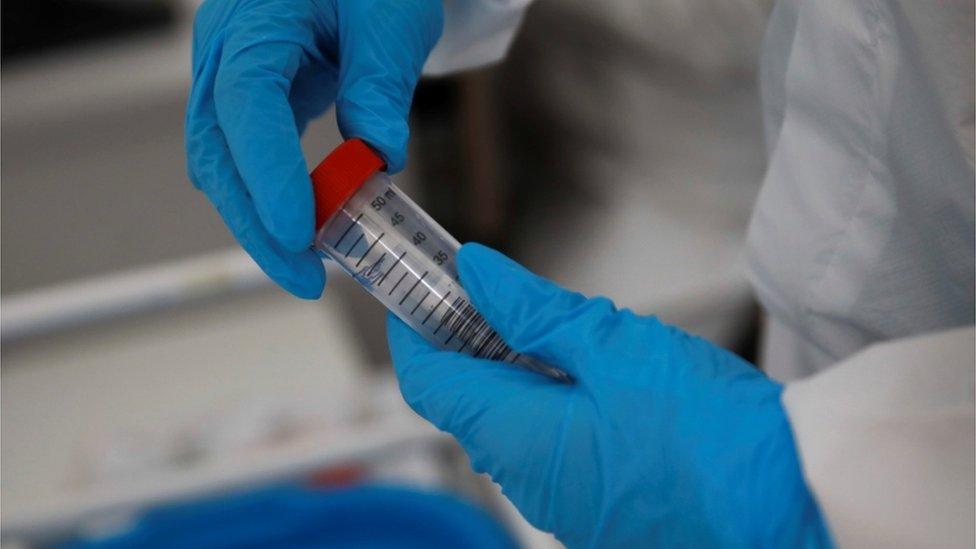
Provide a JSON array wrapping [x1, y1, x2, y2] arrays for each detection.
[[61, 485, 518, 548]]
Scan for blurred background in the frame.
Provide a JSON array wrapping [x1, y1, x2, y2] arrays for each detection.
[[2, 0, 771, 546]]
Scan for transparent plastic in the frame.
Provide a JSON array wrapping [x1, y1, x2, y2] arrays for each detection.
[[315, 173, 570, 382]]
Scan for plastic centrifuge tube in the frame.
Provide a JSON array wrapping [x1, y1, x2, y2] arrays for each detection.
[[310, 139, 571, 383]]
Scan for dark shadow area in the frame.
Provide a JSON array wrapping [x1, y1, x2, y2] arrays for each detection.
[[2, 0, 176, 63]]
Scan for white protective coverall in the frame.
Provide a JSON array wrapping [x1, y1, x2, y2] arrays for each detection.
[[425, 0, 976, 546]]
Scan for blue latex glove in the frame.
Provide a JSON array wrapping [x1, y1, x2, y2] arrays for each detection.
[[389, 244, 834, 548], [186, 0, 442, 298]]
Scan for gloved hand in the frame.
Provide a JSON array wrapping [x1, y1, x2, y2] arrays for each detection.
[[389, 244, 834, 548], [186, 0, 442, 298]]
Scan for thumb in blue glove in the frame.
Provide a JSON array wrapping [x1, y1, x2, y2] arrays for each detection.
[[186, 0, 442, 298], [389, 243, 833, 548]]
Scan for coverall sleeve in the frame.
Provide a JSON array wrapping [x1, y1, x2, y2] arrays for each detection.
[[423, 0, 533, 75], [782, 326, 975, 548]]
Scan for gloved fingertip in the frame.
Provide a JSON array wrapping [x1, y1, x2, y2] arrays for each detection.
[[260, 172, 317, 253], [288, 280, 325, 300], [353, 133, 407, 174], [386, 312, 437, 367], [273, 224, 315, 254], [274, 251, 326, 299], [377, 146, 406, 175], [457, 242, 514, 274], [335, 108, 408, 174], [456, 242, 532, 306]]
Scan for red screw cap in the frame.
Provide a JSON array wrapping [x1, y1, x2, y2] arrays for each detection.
[[310, 139, 386, 229]]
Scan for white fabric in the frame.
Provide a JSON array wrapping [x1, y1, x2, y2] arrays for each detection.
[[430, 0, 976, 371], [761, 316, 836, 382], [748, 0, 975, 379], [783, 327, 976, 548], [423, 0, 532, 76]]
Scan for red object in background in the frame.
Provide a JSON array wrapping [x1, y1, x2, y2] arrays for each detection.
[[306, 463, 368, 489], [311, 139, 386, 229]]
